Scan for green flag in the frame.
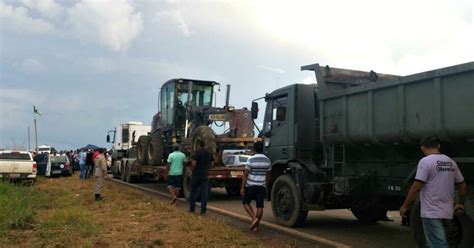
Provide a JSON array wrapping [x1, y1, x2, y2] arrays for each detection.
[[33, 105, 42, 116]]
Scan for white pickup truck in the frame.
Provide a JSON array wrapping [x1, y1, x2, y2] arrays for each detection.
[[0, 150, 37, 180]]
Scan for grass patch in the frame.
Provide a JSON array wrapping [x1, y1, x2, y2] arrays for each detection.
[[1, 176, 276, 247], [0, 182, 36, 231]]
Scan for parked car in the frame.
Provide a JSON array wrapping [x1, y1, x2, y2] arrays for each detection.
[[222, 154, 251, 167], [34, 153, 49, 176], [48, 155, 72, 177], [0, 150, 37, 181]]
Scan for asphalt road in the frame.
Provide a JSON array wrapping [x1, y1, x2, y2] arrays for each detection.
[[135, 179, 416, 248]]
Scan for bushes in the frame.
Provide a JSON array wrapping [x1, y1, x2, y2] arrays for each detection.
[[0, 182, 36, 230]]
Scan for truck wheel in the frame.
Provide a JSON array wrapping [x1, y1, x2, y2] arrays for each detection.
[[191, 126, 216, 158], [271, 174, 308, 227], [121, 162, 127, 182], [112, 160, 120, 179], [137, 135, 151, 165], [351, 200, 387, 223], [183, 174, 192, 200], [125, 163, 135, 183], [225, 180, 241, 196], [410, 201, 474, 247], [147, 132, 163, 166]]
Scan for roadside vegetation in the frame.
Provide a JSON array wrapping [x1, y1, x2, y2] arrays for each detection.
[[0, 176, 266, 247]]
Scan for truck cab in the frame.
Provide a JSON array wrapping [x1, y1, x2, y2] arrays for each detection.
[[107, 122, 151, 159]]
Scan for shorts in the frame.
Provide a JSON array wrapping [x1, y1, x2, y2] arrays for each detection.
[[167, 175, 183, 189], [242, 186, 266, 208]]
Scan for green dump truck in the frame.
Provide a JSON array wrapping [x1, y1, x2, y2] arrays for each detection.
[[252, 62, 474, 247]]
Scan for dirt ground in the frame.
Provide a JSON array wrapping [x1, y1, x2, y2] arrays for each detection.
[[1, 175, 290, 248]]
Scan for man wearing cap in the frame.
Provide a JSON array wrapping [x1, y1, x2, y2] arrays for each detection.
[[166, 144, 186, 205]]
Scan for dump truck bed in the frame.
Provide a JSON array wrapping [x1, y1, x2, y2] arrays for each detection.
[[303, 62, 474, 144]]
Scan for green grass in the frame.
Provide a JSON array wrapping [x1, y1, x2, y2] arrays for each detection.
[[0, 181, 36, 231]]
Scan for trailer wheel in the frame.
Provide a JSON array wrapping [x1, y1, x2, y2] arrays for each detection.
[[410, 201, 474, 248], [183, 171, 211, 201], [137, 135, 151, 165], [271, 174, 308, 227], [191, 126, 216, 157], [147, 132, 163, 166], [351, 200, 387, 223]]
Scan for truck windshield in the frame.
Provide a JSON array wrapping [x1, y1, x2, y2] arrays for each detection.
[[0, 153, 31, 160], [176, 83, 213, 107]]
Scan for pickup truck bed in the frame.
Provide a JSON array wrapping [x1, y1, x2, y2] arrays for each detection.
[[0, 151, 37, 180]]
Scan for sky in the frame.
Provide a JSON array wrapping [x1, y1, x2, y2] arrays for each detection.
[[0, 0, 473, 150]]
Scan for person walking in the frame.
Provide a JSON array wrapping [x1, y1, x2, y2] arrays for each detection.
[[400, 137, 467, 248], [241, 141, 271, 231], [166, 144, 186, 205], [79, 149, 87, 180], [189, 140, 213, 215], [94, 148, 108, 201]]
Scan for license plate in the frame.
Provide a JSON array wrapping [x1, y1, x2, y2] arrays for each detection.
[[230, 171, 243, 177], [8, 174, 20, 178], [52, 170, 62, 174]]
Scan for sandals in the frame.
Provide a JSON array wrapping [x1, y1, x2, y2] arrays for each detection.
[[249, 218, 259, 230]]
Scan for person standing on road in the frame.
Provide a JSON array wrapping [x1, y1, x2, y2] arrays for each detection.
[[166, 144, 186, 205], [241, 141, 271, 231], [94, 148, 108, 201], [189, 140, 214, 215], [400, 137, 467, 248], [79, 149, 87, 180]]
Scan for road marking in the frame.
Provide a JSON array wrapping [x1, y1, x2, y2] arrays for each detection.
[[108, 178, 351, 248]]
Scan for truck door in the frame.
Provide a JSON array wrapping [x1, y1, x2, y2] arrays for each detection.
[[263, 95, 289, 161]]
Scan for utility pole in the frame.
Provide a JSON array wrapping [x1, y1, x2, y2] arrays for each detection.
[[34, 118, 38, 152]]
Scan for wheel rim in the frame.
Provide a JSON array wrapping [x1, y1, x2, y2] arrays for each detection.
[[275, 186, 294, 221]]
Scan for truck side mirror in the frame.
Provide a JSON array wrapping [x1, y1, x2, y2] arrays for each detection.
[[106, 135, 110, 143], [276, 106, 286, 122], [251, 102, 258, 119]]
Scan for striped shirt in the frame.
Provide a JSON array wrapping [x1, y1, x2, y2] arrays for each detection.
[[245, 154, 271, 187]]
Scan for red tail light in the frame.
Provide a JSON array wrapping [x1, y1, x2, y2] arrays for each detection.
[[65, 163, 70, 168], [32, 163, 37, 172]]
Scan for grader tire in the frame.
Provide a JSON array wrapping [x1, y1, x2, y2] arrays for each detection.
[[137, 136, 151, 165], [147, 132, 163, 166], [191, 126, 217, 156]]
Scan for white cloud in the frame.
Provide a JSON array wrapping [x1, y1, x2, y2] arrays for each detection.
[[153, 10, 193, 37], [13, 58, 47, 73], [0, 2, 55, 34], [66, 0, 144, 52], [257, 65, 285, 74], [21, 0, 64, 20], [302, 76, 316, 85]]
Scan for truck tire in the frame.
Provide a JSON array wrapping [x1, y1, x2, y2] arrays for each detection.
[[410, 201, 474, 248], [351, 200, 387, 223], [125, 163, 135, 183], [191, 126, 216, 156], [147, 132, 163, 166], [137, 135, 151, 165], [225, 180, 241, 196], [121, 162, 127, 182], [183, 170, 211, 201], [271, 174, 308, 227]]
